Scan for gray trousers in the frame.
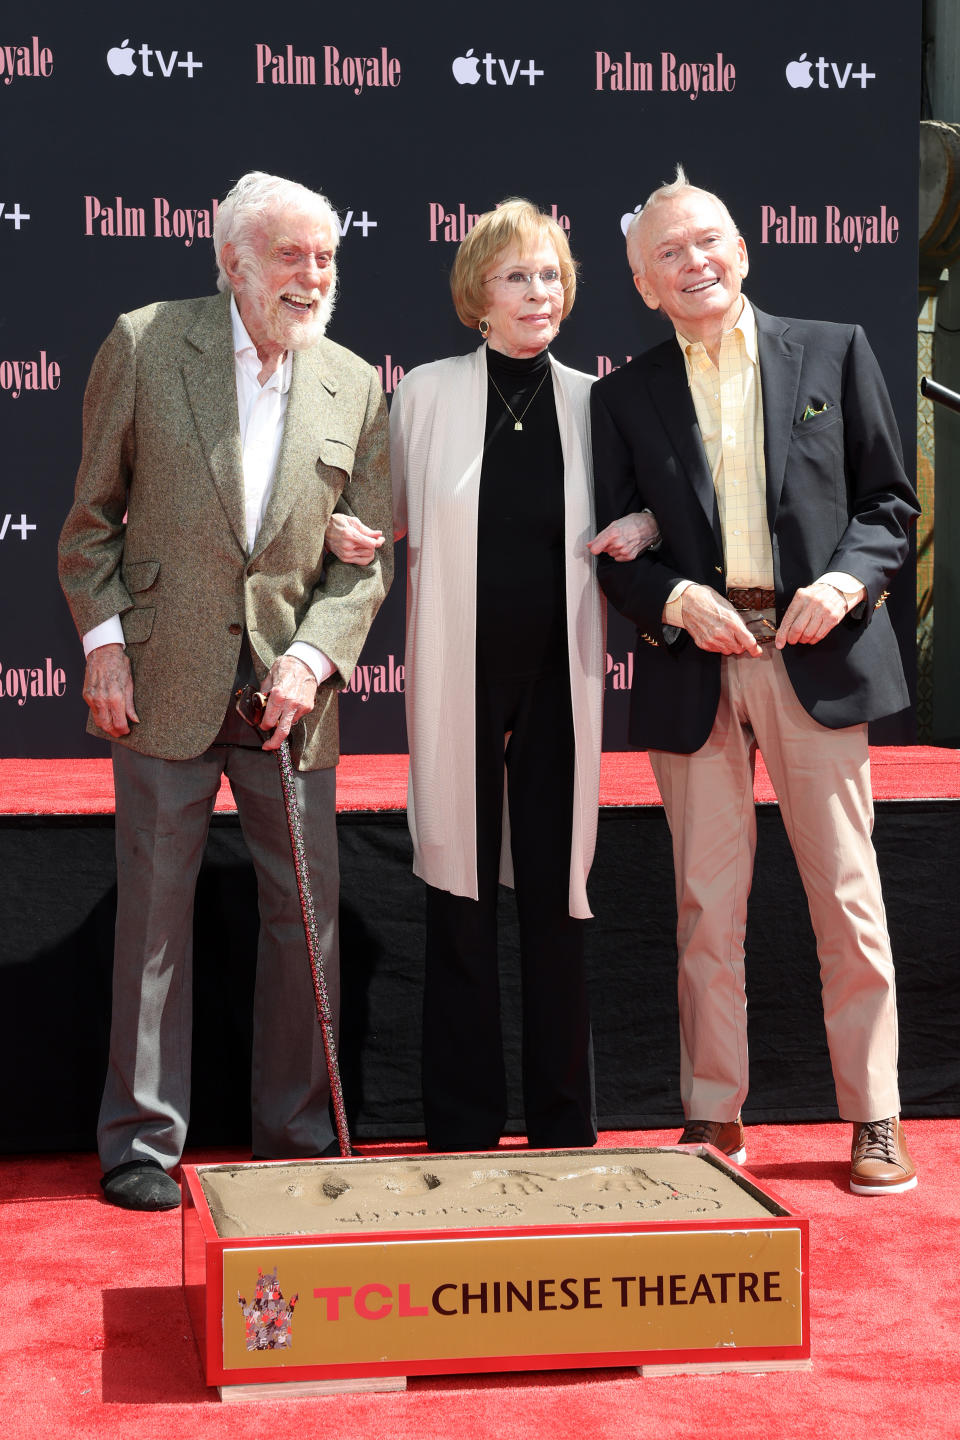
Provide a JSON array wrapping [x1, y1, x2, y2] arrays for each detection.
[[98, 740, 339, 1171]]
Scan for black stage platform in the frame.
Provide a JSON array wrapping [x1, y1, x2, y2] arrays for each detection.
[[4, 801, 958, 1153]]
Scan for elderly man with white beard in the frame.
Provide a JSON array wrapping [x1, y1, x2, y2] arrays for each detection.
[[58, 171, 393, 1210]]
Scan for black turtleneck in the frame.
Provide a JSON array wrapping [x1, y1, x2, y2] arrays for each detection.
[[476, 345, 566, 679]]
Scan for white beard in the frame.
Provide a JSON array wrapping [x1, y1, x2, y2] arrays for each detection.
[[241, 265, 338, 352]]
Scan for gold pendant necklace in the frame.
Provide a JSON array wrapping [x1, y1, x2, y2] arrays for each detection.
[[487, 367, 550, 431]]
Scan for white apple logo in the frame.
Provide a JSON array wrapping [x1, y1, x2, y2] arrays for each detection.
[[785, 53, 814, 89], [107, 38, 137, 76], [620, 204, 642, 237], [452, 48, 481, 85]]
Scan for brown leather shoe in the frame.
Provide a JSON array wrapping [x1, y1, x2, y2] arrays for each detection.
[[677, 1116, 746, 1164], [850, 1117, 917, 1195]]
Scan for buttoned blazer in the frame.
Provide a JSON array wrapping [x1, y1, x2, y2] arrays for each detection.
[[590, 305, 920, 754], [58, 291, 393, 769]]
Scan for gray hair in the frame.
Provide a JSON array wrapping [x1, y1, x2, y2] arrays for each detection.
[[213, 171, 339, 292], [626, 165, 740, 274]]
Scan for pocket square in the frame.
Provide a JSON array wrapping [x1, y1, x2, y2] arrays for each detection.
[[801, 401, 830, 422]]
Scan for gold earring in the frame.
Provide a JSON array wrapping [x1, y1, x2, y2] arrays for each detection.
[[478, 318, 490, 338]]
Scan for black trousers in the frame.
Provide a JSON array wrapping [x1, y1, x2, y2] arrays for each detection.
[[422, 655, 596, 1151]]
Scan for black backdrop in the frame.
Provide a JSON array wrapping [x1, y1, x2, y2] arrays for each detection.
[[4, 801, 956, 1151], [1, 0, 919, 759]]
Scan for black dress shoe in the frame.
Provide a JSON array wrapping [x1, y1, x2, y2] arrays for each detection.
[[100, 1159, 181, 1211]]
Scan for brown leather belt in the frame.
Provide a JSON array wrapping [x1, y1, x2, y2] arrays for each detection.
[[727, 587, 776, 611]]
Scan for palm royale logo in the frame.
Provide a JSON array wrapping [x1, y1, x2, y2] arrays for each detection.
[[0, 35, 53, 84], [0, 352, 60, 398], [595, 50, 734, 98], [343, 654, 404, 700], [83, 195, 219, 245], [82, 195, 379, 244], [760, 203, 898, 252], [428, 203, 570, 243], [374, 356, 404, 394], [254, 42, 400, 92], [0, 658, 66, 705], [605, 651, 634, 689]]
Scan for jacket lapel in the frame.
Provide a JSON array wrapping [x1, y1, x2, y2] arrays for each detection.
[[182, 293, 247, 554], [252, 342, 338, 559], [648, 340, 723, 551], [755, 306, 803, 523]]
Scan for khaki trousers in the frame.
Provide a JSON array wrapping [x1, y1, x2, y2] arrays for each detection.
[[650, 643, 901, 1124]]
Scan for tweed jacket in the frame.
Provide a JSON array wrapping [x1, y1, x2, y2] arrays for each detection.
[[391, 344, 605, 919], [58, 291, 393, 770], [591, 305, 920, 754]]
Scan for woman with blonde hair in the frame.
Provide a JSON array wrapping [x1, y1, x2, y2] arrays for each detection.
[[335, 199, 655, 1150]]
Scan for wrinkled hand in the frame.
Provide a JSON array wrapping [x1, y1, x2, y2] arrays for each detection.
[[260, 655, 318, 752], [587, 510, 660, 562], [775, 582, 849, 648], [679, 585, 763, 656], [82, 643, 139, 737], [325, 512, 385, 566]]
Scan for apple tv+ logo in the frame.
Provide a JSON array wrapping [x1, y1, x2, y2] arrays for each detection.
[[785, 53, 875, 89], [106, 38, 203, 78], [451, 49, 543, 86], [620, 206, 642, 237]]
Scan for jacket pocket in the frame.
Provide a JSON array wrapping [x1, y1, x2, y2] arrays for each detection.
[[122, 559, 161, 592], [121, 606, 155, 644], [120, 560, 159, 644], [791, 406, 841, 439], [318, 438, 355, 479]]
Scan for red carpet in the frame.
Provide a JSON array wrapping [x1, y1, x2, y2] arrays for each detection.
[[3, 1122, 958, 1439], [3, 746, 959, 814]]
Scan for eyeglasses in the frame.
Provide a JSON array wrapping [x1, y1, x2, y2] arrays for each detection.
[[482, 268, 569, 292]]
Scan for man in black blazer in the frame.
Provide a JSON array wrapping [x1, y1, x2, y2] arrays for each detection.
[[590, 170, 920, 1194]]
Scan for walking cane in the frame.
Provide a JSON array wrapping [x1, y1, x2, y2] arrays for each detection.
[[236, 686, 352, 1157]]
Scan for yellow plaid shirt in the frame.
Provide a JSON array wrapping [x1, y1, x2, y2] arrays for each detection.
[[681, 297, 772, 588]]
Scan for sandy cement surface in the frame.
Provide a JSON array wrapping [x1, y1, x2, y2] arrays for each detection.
[[198, 1148, 782, 1238]]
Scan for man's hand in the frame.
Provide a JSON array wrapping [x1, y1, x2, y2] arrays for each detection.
[[587, 510, 660, 562], [775, 582, 849, 649], [325, 512, 385, 566], [260, 654, 318, 752], [678, 585, 763, 656], [82, 643, 139, 736]]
